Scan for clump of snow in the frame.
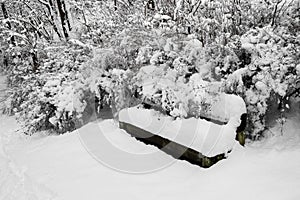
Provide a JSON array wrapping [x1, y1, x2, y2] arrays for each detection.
[[150, 51, 164, 65], [296, 64, 300, 75], [136, 45, 153, 64], [153, 13, 172, 21], [205, 93, 246, 122]]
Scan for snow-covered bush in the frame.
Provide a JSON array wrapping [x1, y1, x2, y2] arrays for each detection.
[[131, 33, 224, 119], [85, 48, 137, 119], [1, 0, 299, 140], [129, 15, 299, 139], [5, 44, 93, 134], [222, 27, 300, 138]]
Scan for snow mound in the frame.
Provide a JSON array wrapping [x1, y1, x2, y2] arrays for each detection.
[[202, 92, 246, 122], [119, 107, 241, 157]]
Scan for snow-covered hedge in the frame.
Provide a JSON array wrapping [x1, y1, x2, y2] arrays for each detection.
[[222, 27, 300, 138], [1, 0, 299, 140], [5, 44, 92, 134]]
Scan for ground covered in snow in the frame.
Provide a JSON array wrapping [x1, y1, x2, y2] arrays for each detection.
[[1, 74, 300, 200]]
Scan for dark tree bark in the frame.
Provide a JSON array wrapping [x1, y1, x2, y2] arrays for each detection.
[[44, 0, 62, 39], [56, 0, 69, 39], [1, 2, 15, 45], [31, 51, 39, 72], [147, 0, 155, 10], [114, 0, 117, 10], [61, 0, 71, 31], [271, 0, 281, 27]]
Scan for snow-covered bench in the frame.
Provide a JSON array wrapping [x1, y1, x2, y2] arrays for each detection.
[[119, 96, 247, 168], [118, 63, 247, 167]]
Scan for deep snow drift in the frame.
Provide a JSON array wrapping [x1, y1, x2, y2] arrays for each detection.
[[1, 117, 300, 200], [1, 74, 300, 200]]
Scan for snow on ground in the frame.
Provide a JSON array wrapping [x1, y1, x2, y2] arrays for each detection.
[[1, 74, 300, 200], [0, 75, 54, 200], [0, 115, 54, 200]]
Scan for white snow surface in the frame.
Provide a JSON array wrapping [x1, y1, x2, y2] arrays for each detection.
[[204, 92, 246, 122], [119, 106, 241, 157], [0, 76, 54, 200], [2, 116, 300, 200], [1, 75, 300, 200]]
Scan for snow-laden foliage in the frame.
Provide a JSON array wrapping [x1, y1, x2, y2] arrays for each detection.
[[5, 44, 92, 134], [221, 26, 299, 138], [86, 51, 135, 118], [132, 33, 220, 118]]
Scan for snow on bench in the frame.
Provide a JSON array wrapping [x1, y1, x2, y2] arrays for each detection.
[[119, 106, 243, 158]]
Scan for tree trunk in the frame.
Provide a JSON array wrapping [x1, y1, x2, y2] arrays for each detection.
[[61, 0, 71, 31], [31, 52, 39, 72], [46, 0, 62, 39], [114, 0, 117, 10], [56, 0, 69, 39], [1, 2, 15, 45]]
